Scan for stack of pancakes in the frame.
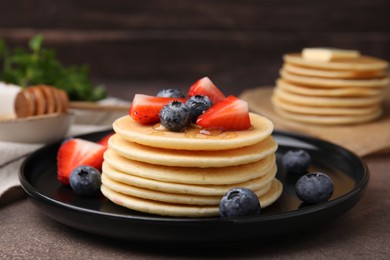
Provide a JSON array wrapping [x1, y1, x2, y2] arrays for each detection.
[[271, 50, 389, 125], [101, 113, 283, 217], [14, 85, 69, 118]]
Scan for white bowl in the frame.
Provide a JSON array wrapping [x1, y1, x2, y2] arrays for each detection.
[[0, 113, 75, 144]]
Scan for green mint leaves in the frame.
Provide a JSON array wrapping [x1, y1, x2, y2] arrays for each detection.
[[0, 34, 106, 101]]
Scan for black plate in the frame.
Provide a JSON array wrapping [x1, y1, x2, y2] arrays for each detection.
[[19, 130, 369, 243]]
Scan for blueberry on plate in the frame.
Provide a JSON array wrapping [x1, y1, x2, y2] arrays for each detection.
[[69, 165, 101, 197], [185, 95, 213, 122], [156, 88, 185, 98], [219, 188, 261, 218], [295, 172, 334, 204], [159, 101, 192, 131], [282, 149, 311, 174]]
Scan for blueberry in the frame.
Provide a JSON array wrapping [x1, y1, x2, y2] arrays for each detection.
[[156, 88, 185, 98], [295, 172, 334, 204], [219, 188, 261, 218], [282, 149, 311, 174], [69, 166, 101, 197], [185, 95, 213, 122], [159, 101, 192, 131]]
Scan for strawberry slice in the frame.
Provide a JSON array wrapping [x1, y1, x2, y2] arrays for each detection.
[[97, 132, 114, 146], [188, 77, 225, 104], [129, 94, 187, 125], [57, 138, 106, 185], [196, 95, 251, 131]]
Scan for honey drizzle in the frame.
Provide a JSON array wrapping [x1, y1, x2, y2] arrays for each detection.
[[149, 123, 239, 140]]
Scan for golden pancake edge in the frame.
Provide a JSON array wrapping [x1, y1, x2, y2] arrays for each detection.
[[276, 79, 385, 97], [272, 95, 381, 116], [104, 149, 275, 185], [109, 133, 278, 168], [101, 179, 283, 218], [102, 160, 277, 196], [274, 87, 383, 107], [101, 170, 274, 204], [113, 112, 274, 150], [282, 63, 387, 79], [280, 70, 389, 88], [283, 53, 389, 71]]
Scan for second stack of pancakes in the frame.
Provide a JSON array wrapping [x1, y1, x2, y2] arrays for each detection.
[[272, 49, 389, 125], [101, 112, 283, 217]]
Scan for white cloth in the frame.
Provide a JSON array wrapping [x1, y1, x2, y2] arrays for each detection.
[[0, 124, 111, 205], [0, 97, 130, 205]]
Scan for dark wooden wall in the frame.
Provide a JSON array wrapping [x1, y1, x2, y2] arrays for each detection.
[[0, 0, 389, 97]]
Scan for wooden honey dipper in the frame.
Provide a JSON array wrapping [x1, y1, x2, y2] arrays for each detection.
[[14, 85, 129, 118], [14, 85, 69, 118]]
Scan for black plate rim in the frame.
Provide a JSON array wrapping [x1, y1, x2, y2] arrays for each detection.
[[19, 129, 369, 225]]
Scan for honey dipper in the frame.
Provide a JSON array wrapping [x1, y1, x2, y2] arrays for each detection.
[[15, 85, 129, 118], [14, 85, 69, 118]]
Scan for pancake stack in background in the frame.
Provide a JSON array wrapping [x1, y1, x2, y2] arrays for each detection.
[[271, 48, 389, 125], [100, 113, 283, 217]]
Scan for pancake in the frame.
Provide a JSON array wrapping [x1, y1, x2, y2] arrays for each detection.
[[280, 70, 389, 88], [101, 173, 273, 205], [276, 79, 385, 97], [103, 102, 282, 217], [104, 149, 275, 185], [102, 161, 277, 196], [109, 134, 278, 168], [100, 179, 283, 217], [113, 112, 274, 150], [270, 49, 388, 126], [274, 87, 383, 107], [283, 53, 389, 71], [272, 95, 381, 116], [273, 106, 382, 125], [282, 63, 387, 79]]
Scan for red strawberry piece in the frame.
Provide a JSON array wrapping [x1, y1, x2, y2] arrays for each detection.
[[57, 138, 106, 186], [196, 95, 251, 131], [97, 133, 114, 146], [129, 94, 187, 125], [188, 77, 225, 104]]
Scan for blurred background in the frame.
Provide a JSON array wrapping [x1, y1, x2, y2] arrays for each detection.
[[0, 0, 389, 100]]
